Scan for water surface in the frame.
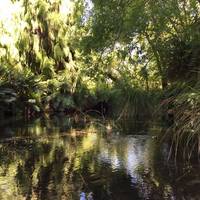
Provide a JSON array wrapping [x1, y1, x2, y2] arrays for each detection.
[[0, 117, 199, 200]]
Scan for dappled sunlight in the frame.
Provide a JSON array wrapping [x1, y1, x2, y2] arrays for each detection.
[[81, 132, 97, 152]]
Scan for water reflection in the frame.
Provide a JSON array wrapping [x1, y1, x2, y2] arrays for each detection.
[[0, 117, 199, 200]]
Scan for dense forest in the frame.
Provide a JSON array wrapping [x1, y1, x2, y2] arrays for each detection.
[[1, 0, 200, 161]]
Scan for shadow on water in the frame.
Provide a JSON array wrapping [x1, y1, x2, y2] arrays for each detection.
[[0, 116, 199, 200]]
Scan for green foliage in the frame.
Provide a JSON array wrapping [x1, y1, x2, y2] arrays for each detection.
[[166, 38, 200, 82], [86, 0, 200, 88]]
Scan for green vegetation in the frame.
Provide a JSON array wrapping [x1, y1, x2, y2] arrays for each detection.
[[1, 0, 200, 160]]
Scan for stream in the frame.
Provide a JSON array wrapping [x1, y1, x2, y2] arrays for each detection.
[[0, 116, 199, 200]]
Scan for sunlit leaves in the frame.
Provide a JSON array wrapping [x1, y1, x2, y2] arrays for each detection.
[[42, 57, 55, 79]]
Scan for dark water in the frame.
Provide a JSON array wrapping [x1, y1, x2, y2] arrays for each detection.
[[0, 116, 199, 200]]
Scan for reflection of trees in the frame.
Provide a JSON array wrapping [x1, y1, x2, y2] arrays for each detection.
[[0, 135, 81, 199], [0, 117, 99, 200], [0, 124, 161, 200], [36, 147, 68, 200], [0, 118, 199, 200]]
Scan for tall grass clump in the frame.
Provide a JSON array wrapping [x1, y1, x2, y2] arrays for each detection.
[[109, 83, 161, 119], [163, 84, 200, 161]]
